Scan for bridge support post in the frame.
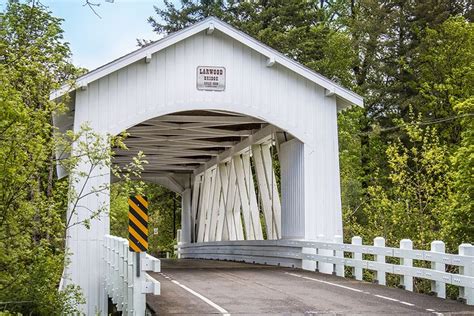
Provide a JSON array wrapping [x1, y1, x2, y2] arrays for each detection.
[[181, 188, 192, 244], [280, 134, 342, 274], [280, 139, 305, 240]]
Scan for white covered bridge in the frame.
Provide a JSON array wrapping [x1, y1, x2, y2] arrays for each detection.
[[53, 17, 474, 315]]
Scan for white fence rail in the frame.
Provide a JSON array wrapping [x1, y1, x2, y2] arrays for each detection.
[[178, 237, 474, 305], [104, 235, 161, 315]]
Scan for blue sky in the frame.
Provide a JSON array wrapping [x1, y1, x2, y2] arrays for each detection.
[[1, 0, 172, 70]]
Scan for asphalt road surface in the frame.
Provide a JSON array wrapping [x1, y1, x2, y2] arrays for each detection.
[[146, 259, 474, 315]]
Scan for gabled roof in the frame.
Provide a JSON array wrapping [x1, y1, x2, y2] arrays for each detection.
[[51, 17, 363, 108]]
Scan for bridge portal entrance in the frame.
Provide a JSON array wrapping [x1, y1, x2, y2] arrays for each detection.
[[52, 17, 362, 314], [116, 110, 287, 244]]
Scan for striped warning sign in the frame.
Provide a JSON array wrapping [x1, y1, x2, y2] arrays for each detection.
[[128, 195, 149, 252]]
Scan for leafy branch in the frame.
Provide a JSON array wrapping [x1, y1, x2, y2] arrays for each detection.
[[55, 123, 147, 240]]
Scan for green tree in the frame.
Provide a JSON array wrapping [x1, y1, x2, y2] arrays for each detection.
[[341, 4, 473, 250], [0, 1, 83, 314], [443, 97, 474, 249], [345, 1, 471, 193], [411, 16, 474, 142], [350, 116, 453, 248], [348, 106, 473, 253]]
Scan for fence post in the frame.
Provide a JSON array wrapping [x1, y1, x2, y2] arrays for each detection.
[[302, 237, 318, 272], [400, 239, 413, 291], [177, 229, 182, 259], [317, 234, 334, 274], [127, 246, 134, 315], [431, 240, 446, 299], [102, 237, 107, 303], [105, 237, 110, 295], [109, 237, 114, 301], [459, 243, 474, 305], [117, 241, 124, 311], [374, 237, 386, 285], [113, 237, 119, 303], [352, 236, 363, 280], [132, 252, 146, 315], [122, 240, 128, 313], [334, 235, 344, 277], [109, 236, 114, 297]]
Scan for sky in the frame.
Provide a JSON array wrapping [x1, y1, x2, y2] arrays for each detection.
[[1, 0, 172, 70]]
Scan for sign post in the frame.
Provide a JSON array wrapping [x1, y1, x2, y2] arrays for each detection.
[[128, 195, 149, 277]]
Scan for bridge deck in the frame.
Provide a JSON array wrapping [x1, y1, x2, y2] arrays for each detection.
[[147, 259, 474, 315]]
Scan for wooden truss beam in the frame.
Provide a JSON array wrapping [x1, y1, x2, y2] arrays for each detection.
[[194, 125, 276, 175], [127, 127, 252, 137], [115, 148, 221, 156], [154, 115, 264, 124]]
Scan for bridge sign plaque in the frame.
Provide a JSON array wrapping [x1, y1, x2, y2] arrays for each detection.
[[197, 66, 225, 91]]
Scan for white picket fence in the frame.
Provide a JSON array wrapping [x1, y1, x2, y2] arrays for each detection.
[[103, 235, 161, 315], [178, 236, 474, 305]]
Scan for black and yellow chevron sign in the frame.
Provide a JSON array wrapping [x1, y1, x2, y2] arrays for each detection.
[[128, 195, 149, 252]]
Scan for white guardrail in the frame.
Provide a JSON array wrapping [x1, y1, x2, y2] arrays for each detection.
[[178, 236, 474, 305], [104, 235, 161, 315]]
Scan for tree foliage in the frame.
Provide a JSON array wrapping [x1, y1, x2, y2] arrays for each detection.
[[349, 115, 455, 248], [0, 2, 147, 314], [346, 16, 474, 251], [0, 2, 84, 314]]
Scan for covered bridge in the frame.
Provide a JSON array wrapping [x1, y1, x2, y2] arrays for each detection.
[[52, 17, 363, 314]]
